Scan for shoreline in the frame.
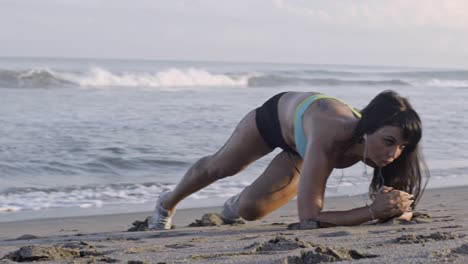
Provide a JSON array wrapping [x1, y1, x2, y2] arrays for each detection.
[[0, 185, 466, 231], [2, 181, 466, 225]]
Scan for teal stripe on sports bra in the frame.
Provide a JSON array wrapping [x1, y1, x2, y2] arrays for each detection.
[[293, 94, 361, 158]]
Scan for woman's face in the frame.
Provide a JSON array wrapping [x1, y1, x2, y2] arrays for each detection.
[[366, 126, 408, 167]]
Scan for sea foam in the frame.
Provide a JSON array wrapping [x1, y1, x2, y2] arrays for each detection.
[[0, 180, 250, 213], [61, 67, 250, 88]]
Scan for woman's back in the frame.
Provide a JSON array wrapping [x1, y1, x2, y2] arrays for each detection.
[[277, 91, 359, 155]]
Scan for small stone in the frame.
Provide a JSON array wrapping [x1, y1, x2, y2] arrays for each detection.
[[255, 236, 308, 252], [128, 217, 151, 232], [286, 245, 377, 263], [412, 213, 433, 223], [453, 244, 468, 255], [128, 261, 149, 264], [3, 245, 80, 262], [15, 234, 39, 240], [188, 213, 244, 227]]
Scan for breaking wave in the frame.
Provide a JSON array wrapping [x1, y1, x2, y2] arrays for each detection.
[[0, 67, 250, 89], [1, 67, 468, 89], [0, 180, 249, 213], [247, 75, 410, 87]]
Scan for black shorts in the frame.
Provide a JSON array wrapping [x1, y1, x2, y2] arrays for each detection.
[[255, 92, 299, 155]]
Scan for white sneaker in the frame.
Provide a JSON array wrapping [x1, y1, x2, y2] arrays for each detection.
[[148, 190, 174, 230], [220, 193, 242, 222]]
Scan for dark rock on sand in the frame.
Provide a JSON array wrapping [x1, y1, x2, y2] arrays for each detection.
[[431, 248, 457, 261], [188, 213, 245, 227], [431, 244, 468, 262], [3, 245, 80, 262], [61, 241, 101, 257], [95, 256, 120, 263], [128, 217, 176, 231], [286, 244, 377, 263], [412, 212, 433, 223], [165, 243, 195, 249], [61, 241, 95, 249], [255, 236, 309, 252], [319, 231, 352, 237], [439, 225, 463, 229], [453, 243, 468, 255], [15, 234, 39, 240], [395, 231, 456, 244], [128, 217, 151, 232], [271, 222, 287, 226], [189, 213, 224, 227], [2, 241, 103, 262]]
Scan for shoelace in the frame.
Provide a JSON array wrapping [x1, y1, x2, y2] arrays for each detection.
[[156, 207, 170, 225]]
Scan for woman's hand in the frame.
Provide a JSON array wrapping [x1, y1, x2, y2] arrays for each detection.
[[397, 211, 413, 221], [370, 186, 414, 219]]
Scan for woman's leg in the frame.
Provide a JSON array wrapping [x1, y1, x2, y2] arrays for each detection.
[[162, 110, 273, 212], [236, 151, 303, 221]]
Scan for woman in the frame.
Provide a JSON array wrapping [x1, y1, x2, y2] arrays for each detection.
[[149, 90, 428, 230]]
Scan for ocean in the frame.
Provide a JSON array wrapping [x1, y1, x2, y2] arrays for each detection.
[[1, 57, 467, 222]]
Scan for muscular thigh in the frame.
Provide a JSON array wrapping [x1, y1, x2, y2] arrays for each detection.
[[209, 110, 273, 175]]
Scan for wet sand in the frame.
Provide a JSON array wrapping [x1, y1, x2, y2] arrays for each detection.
[[1, 186, 467, 263]]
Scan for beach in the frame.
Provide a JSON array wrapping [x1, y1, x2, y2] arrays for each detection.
[[1, 58, 468, 263], [1, 186, 467, 263]]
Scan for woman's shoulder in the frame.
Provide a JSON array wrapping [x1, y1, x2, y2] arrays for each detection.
[[304, 103, 359, 143]]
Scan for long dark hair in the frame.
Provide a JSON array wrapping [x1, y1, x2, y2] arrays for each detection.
[[354, 90, 429, 208]]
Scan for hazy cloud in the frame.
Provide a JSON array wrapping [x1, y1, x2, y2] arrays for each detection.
[[273, 0, 468, 29], [0, 1, 467, 68]]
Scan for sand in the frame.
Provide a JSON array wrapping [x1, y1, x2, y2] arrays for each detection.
[[0, 186, 467, 263]]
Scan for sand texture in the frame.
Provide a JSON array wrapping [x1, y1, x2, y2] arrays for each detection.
[[1, 186, 467, 263]]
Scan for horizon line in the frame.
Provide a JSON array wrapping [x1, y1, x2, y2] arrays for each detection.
[[0, 55, 459, 71]]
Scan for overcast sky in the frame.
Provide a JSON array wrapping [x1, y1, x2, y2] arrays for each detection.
[[1, 0, 467, 68]]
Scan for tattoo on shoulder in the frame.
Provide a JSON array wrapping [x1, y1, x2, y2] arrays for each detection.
[[317, 100, 329, 112]]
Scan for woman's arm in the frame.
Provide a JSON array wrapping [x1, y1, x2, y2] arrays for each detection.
[[296, 139, 333, 221], [297, 141, 375, 226], [316, 207, 375, 226]]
